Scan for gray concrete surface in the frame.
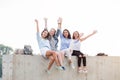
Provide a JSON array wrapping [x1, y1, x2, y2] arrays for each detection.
[[2, 55, 120, 80]]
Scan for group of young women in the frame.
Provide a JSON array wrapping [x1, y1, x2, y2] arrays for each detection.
[[35, 17, 97, 74]]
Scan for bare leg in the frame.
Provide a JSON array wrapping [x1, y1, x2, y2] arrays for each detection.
[[46, 50, 61, 66], [47, 56, 55, 70], [57, 52, 64, 66], [61, 51, 65, 65]]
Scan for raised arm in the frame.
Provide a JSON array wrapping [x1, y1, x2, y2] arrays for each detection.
[[56, 17, 62, 37], [35, 19, 42, 46], [57, 17, 62, 29], [35, 19, 39, 32], [80, 30, 97, 42], [43, 17, 48, 30], [58, 17, 64, 38]]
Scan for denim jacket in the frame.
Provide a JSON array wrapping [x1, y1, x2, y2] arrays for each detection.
[[48, 28, 60, 51]]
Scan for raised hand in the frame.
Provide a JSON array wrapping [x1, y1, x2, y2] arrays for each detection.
[[57, 17, 62, 29], [35, 19, 38, 23], [35, 19, 39, 32], [92, 30, 97, 34], [79, 30, 97, 42], [44, 17, 48, 28], [57, 17, 62, 24], [44, 18, 48, 22], [79, 33, 84, 37]]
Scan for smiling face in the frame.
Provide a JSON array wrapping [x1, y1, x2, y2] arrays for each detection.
[[63, 29, 71, 39], [73, 31, 80, 39], [49, 28, 56, 36], [41, 30, 49, 38], [63, 30, 69, 38]]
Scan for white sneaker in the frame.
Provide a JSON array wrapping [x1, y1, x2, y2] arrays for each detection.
[[45, 70, 51, 74], [78, 69, 83, 73], [70, 63, 75, 69], [83, 70, 88, 73], [56, 66, 64, 71]]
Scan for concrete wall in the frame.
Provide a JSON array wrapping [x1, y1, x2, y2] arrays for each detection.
[[2, 55, 120, 80]]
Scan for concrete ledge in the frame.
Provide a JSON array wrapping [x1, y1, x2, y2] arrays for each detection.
[[2, 55, 120, 80]]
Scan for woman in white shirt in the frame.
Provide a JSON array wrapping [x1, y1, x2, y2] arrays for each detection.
[[70, 30, 97, 73]]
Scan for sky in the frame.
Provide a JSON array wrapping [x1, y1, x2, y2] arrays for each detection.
[[0, 0, 120, 56]]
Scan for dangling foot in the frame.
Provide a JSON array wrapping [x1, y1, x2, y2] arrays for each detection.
[[70, 63, 75, 69], [56, 66, 64, 71], [68, 60, 75, 69], [45, 69, 51, 74], [83, 67, 88, 73], [78, 67, 83, 73], [61, 66, 66, 70]]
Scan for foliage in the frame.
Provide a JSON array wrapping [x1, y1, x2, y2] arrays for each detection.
[[0, 44, 13, 77], [0, 56, 2, 77], [0, 44, 13, 55]]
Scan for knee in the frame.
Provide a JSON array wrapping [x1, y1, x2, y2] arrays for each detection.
[[52, 52, 57, 56], [50, 57, 55, 61], [79, 55, 82, 57], [83, 54, 86, 57]]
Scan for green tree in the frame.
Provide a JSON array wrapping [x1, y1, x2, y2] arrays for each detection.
[[0, 44, 13, 55], [0, 56, 2, 77], [0, 44, 13, 77]]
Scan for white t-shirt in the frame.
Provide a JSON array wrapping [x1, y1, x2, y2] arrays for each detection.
[[69, 39, 81, 51]]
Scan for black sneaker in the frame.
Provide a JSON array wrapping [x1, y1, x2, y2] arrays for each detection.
[[61, 66, 66, 70]]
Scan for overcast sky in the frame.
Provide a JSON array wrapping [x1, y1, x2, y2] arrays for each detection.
[[0, 0, 120, 56]]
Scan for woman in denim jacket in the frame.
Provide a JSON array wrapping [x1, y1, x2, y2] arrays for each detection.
[[43, 17, 65, 70]]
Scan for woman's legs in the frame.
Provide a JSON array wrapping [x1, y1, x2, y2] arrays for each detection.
[[57, 52, 63, 66], [78, 55, 82, 67], [78, 55, 83, 72], [57, 52, 66, 70], [65, 49, 75, 69], [72, 51, 82, 69], [82, 55, 86, 67], [64, 49, 72, 63], [46, 50, 61, 66], [82, 54, 87, 72], [72, 50, 87, 72], [45, 50, 63, 71], [78, 51, 87, 67], [60, 49, 75, 69], [47, 56, 55, 70]]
